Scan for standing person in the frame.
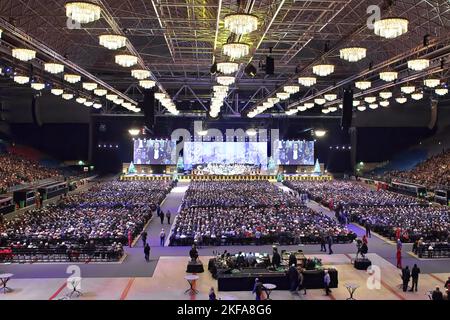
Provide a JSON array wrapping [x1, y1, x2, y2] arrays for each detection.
[[327, 235, 334, 255], [431, 286, 444, 300], [401, 266, 411, 292], [144, 243, 150, 262], [166, 210, 171, 224], [362, 234, 368, 245], [396, 239, 403, 251], [128, 229, 133, 248], [324, 270, 331, 296], [271, 247, 281, 268], [159, 229, 166, 246], [365, 221, 371, 238], [252, 278, 264, 301], [288, 264, 299, 293], [410, 264, 420, 292], [320, 235, 327, 252], [159, 209, 164, 224], [141, 231, 147, 247], [209, 287, 217, 300], [396, 248, 402, 269], [298, 268, 306, 295]]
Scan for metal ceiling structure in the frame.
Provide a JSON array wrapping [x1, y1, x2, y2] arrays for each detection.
[[0, 0, 449, 117]]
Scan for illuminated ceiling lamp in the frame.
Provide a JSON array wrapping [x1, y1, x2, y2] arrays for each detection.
[[379, 71, 397, 82], [62, 93, 74, 100], [82, 82, 97, 91], [298, 77, 316, 87], [224, 13, 258, 35], [400, 85, 415, 94], [44, 63, 64, 74], [131, 69, 151, 80], [12, 48, 36, 62], [276, 92, 290, 100], [99, 34, 127, 50], [297, 105, 307, 112], [407, 58, 429, 71], [106, 94, 117, 101], [139, 80, 156, 89], [328, 106, 338, 112], [352, 100, 360, 107], [373, 17, 408, 39], [369, 103, 378, 109], [339, 47, 366, 62], [321, 108, 330, 114], [380, 100, 390, 107], [217, 62, 239, 74], [424, 78, 440, 88], [435, 87, 448, 96], [64, 74, 81, 83], [93, 103, 102, 109], [314, 98, 326, 105], [222, 42, 250, 59], [357, 105, 366, 111], [65, 1, 101, 24], [113, 98, 124, 105], [364, 96, 377, 103], [411, 91, 423, 100], [51, 88, 63, 96], [84, 101, 94, 107], [355, 81, 371, 90], [76, 97, 86, 104], [0, 29, 2, 38], [13, 76, 29, 84], [268, 97, 280, 105], [379, 91, 392, 99], [283, 85, 300, 94], [31, 82, 45, 90], [213, 85, 229, 93], [395, 96, 407, 104], [115, 54, 138, 67], [313, 64, 334, 77], [216, 76, 235, 86], [324, 93, 337, 101], [94, 88, 107, 96], [304, 102, 314, 109], [154, 92, 166, 100]]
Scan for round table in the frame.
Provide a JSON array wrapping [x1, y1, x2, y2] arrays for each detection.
[[263, 283, 277, 300], [184, 275, 199, 295], [344, 283, 359, 300], [0, 273, 14, 294]]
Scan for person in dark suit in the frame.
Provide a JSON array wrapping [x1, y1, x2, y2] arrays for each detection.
[[327, 235, 334, 255], [289, 252, 297, 267], [320, 235, 327, 252], [189, 245, 199, 262], [144, 243, 150, 262], [141, 231, 147, 247], [288, 264, 299, 293], [365, 221, 371, 238], [272, 247, 281, 268], [432, 286, 444, 300], [166, 211, 171, 224], [410, 264, 420, 292], [402, 266, 411, 292]]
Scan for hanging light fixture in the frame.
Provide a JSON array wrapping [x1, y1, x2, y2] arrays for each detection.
[[139, 80, 156, 89], [328, 106, 338, 112], [355, 81, 371, 90], [222, 42, 250, 59], [396, 96, 407, 104], [65, 1, 101, 24], [94, 88, 107, 96], [380, 100, 390, 107], [369, 103, 378, 109], [213, 85, 229, 93], [82, 82, 97, 91], [424, 78, 440, 88], [131, 69, 150, 80], [364, 96, 377, 103], [298, 77, 316, 86], [216, 76, 235, 86], [268, 97, 280, 105], [312, 64, 334, 77], [276, 92, 290, 100], [62, 93, 74, 100], [435, 87, 448, 96], [411, 92, 423, 100], [0, 29, 2, 38], [13, 76, 29, 84], [12, 48, 36, 62], [339, 47, 366, 62], [353, 100, 360, 107], [297, 106, 307, 112], [64, 74, 81, 83], [106, 94, 117, 101], [224, 13, 258, 35], [379, 91, 392, 99], [321, 108, 330, 114], [51, 88, 63, 96], [76, 97, 86, 104], [217, 62, 239, 74], [314, 98, 326, 105], [379, 71, 397, 82], [99, 34, 127, 50], [84, 101, 94, 107], [115, 54, 138, 67], [113, 98, 124, 105], [324, 93, 337, 101], [31, 82, 45, 90], [283, 85, 300, 94], [155, 93, 166, 100], [304, 102, 314, 109], [373, 17, 408, 39], [44, 63, 64, 74], [357, 105, 366, 111], [93, 103, 102, 109], [401, 85, 415, 94], [407, 58, 430, 71]]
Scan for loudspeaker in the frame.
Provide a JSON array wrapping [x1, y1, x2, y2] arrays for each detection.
[[31, 95, 42, 127], [428, 99, 438, 130], [140, 90, 155, 130], [341, 88, 353, 129], [266, 56, 274, 75]]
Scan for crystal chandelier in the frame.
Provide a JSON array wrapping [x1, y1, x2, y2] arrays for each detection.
[[324, 93, 337, 101], [94, 88, 107, 96], [373, 17, 408, 39], [12, 48, 36, 62], [99, 34, 127, 50], [44, 63, 64, 74], [224, 13, 258, 35], [284, 85, 300, 94], [297, 106, 307, 112], [51, 88, 63, 96], [298, 77, 316, 86], [139, 80, 156, 89], [321, 108, 330, 114], [285, 109, 297, 115], [268, 97, 280, 105], [435, 87, 448, 96], [106, 94, 117, 101], [155, 93, 166, 100], [379, 91, 392, 99], [122, 102, 132, 109], [65, 1, 101, 24], [82, 82, 97, 91], [64, 74, 81, 83], [213, 85, 229, 93], [328, 106, 338, 112], [31, 82, 45, 90], [395, 97, 407, 104], [131, 69, 150, 80], [216, 76, 235, 86], [304, 102, 314, 109], [76, 97, 86, 104], [357, 105, 366, 111], [115, 54, 138, 67], [339, 47, 366, 62], [222, 42, 250, 59], [276, 92, 290, 100], [84, 101, 94, 107], [369, 103, 378, 110], [263, 102, 273, 109], [380, 100, 390, 107], [364, 96, 377, 103], [355, 81, 371, 90], [113, 98, 124, 105], [353, 100, 360, 107], [93, 103, 102, 109], [62, 93, 74, 100], [14, 76, 29, 84], [313, 64, 334, 77], [411, 92, 423, 100], [379, 71, 397, 82], [407, 59, 429, 71], [424, 78, 440, 88], [401, 85, 415, 94], [314, 98, 326, 105], [217, 62, 239, 75]]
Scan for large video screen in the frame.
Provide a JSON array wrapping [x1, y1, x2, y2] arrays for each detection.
[[133, 139, 175, 165], [184, 142, 267, 167], [276, 140, 314, 165]]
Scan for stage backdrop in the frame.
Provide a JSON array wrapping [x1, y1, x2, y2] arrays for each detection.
[[276, 140, 314, 165]]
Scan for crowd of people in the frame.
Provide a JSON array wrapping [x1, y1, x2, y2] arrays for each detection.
[[170, 180, 356, 246]]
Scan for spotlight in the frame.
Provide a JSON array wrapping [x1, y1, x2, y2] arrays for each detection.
[[128, 128, 140, 136], [210, 62, 217, 75], [244, 63, 257, 77], [313, 129, 327, 137]]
